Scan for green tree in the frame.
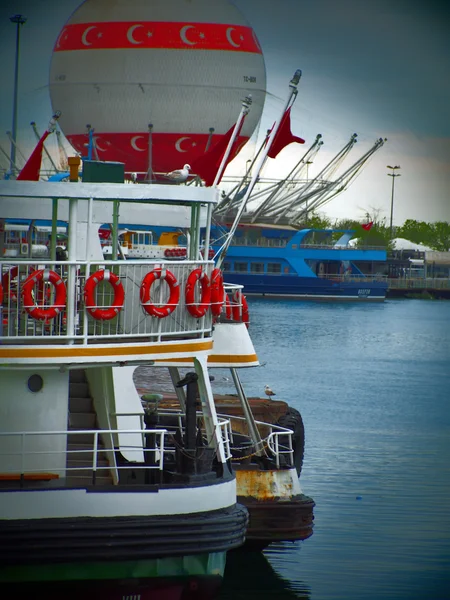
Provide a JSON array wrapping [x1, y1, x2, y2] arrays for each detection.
[[396, 220, 450, 251]]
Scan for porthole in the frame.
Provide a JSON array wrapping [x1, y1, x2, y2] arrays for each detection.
[[27, 374, 44, 393]]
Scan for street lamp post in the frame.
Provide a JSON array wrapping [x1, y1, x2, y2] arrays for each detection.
[[9, 13, 27, 177], [387, 165, 401, 239]]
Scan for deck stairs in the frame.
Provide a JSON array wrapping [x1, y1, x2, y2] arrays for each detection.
[[67, 369, 113, 485]]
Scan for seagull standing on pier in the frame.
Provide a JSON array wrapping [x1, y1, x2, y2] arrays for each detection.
[[163, 163, 191, 183], [264, 384, 276, 398]]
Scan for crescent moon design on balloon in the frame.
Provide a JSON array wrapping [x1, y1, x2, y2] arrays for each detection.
[[81, 25, 97, 46], [131, 135, 146, 151], [226, 27, 241, 48], [56, 28, 66, 48], [93, 138, 107, 152], [127, 24, 144, 45], [175, 137, 190, 153], [180, 25, 196, 46]]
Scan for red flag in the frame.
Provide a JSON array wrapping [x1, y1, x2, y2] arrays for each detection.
[[361, 221, 374, 231], [17, 130, 50, 181], [191, 119, 244, 187], [267, 107, 305, 159]]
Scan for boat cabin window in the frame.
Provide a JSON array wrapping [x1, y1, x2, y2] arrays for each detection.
[[250, 262, 264, 273], [223, 262, 231, 272], [234, 262, 248, 272], [267, 263, 282, 274]]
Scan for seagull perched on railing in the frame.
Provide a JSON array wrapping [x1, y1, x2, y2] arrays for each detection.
[[264, 384, 276, 398], [163, 163, 191, 183]]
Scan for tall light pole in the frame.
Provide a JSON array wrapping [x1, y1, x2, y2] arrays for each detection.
[[9, 13, 27, 177], [387, 165, 401, 239]]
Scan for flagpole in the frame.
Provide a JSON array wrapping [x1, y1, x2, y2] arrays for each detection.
[[212, 94, 252, 187], [215, 69, 302, 269]]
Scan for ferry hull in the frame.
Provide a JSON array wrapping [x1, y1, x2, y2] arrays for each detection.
[[221, 273, 387, 301]]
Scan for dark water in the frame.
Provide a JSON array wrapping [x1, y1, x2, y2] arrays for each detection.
[[211, 298, 450, 600]]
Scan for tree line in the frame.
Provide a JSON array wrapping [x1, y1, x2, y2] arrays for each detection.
[[301, 213, 450, 252]]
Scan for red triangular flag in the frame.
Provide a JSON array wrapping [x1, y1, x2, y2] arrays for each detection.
[[191, 119, 245, 187], [361, 221, 374, 231], [17, 130, 51, 181], [267, 107, 305, 159]]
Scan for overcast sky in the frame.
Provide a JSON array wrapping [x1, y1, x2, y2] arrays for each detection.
[[0, 0, 449, 225]]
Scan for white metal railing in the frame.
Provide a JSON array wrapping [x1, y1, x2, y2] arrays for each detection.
[[217, 413, 294, 469], [0, 259, 215, 343], [0, 428, 169, 482], [117, 408, 233, 462]]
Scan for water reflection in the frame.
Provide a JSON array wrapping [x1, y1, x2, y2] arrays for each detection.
[[218, 548, 310, 599]]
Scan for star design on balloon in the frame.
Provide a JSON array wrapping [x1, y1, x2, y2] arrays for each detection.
[[146, 30, 153, 37]]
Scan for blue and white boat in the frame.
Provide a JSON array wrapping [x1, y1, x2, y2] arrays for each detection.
[[211, 226, 388, 302]]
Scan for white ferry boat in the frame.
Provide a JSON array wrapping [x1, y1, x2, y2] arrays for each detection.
[[0, 178, 249, 599]]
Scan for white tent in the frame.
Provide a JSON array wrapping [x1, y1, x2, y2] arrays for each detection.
[[392, 238, 433, 251]]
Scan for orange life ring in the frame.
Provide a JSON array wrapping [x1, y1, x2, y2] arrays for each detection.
[[2, 266, 19, 302], [84, 269, 125, 321], [210, 268, 225, 317], [185, 268, 211, 318], [140, 268, 180, 318], [232, 290, 249, 327], [22, 269, 67, 321]]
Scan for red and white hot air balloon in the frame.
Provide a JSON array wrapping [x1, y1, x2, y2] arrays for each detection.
[[49, 0, 267, 176]]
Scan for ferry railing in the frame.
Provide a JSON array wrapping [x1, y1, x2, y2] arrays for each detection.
[[320, 273, 388, 283], [217, 413, 294, 469], [110, 408, 233, 462], [0, 259, 214, 343], [0, 428, 169, 485]]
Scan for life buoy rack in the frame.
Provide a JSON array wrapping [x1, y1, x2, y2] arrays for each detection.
[[84, 269, 125, 321], [21, 269, 67, 321], [1, 266, 19, 302], [185, 268, 211, 318], [210, 268, 225, 317], [232, 290, 249, 327], [140, 268, 180, 318], [164, 247, 187, 258]]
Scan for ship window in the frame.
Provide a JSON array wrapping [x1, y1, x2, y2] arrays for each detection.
[[250, 262, 264, 273], [267, 263, 281, 274], [234, 262, 248, 272], [27, 374, 43, 393], [223, 262, 231, 272]]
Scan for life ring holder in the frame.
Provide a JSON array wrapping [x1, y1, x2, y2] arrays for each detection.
[[185, 268, 211, 318], [210, 268, 225, 317], [84, 269, 125, 321], [140, 268, 180, 318], [21, 268, 67, 321], [232, 290, 249, 327]]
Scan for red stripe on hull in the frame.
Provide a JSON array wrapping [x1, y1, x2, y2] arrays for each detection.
[[68, 132, 249, 174], [55, 22, 262, 54]]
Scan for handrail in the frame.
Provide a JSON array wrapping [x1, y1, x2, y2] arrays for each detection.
[[0, 258, 214, 345], [217, 412, 295, 468], [0, 428, 169, 478]]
